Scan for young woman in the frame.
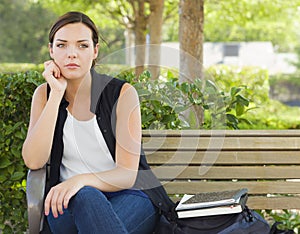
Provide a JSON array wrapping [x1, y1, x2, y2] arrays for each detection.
[[22, 11, 173, 234]]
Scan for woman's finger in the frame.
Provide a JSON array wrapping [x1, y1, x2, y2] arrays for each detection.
[[56, 191, 66, 215], [44, 189, 53, 216]]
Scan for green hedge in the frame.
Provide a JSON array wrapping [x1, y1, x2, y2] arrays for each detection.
[[0, 70, 44, 233], [0, 63, 43, 74]]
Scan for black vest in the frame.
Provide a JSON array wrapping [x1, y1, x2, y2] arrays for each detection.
[[47, 69, 174, 214]]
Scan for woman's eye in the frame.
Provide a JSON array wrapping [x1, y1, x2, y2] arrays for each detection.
[[56, 44, 65, 48], [79, 44, 89, 48]]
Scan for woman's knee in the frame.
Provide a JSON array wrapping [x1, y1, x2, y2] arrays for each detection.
[[70, 186, 107, 207]]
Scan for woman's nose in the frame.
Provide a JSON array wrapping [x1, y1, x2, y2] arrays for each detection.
[[67, 46, 77, 58]]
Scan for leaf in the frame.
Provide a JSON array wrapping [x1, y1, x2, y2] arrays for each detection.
[[239, 118, 253, 125], [137, 89, 151, 97], [0, 174, 7, 183], [0, 158, 12, 169], [206, 79, 218, 91], [10, 172, 25, 181], [236, 103, 244, 116], [167, 70, 174, 79], [236, 94, 250, 106], [230, 87, 242, 97], [226, 114, 239, 125], [180, 82, 190, 93], [11, 147, 20, 157]]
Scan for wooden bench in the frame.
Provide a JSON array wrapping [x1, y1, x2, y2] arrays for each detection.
[[27, 129, 300, 233], [143, 129, 300, 210]]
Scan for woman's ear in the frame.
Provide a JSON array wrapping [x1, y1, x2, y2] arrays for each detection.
[[93, 43, 99, 59], [49, 43, 54, 59]]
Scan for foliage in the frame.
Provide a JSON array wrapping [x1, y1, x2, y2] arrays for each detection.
[[241, 72, 300, 130], [182, 78, 254, 129], [269, 73, 300, 88], [290, 45, 300, 71], [269, 73, 300, 105], [164, 0, 300, 52], [206, 65, 300, 130], [0, 70, 44, 233], [0, 63, 44, 74], [238, 99, 300, 130], [204, 0, 300, 52], [2, 0, 300, 65], [265, 209, 300, 233], [0, 0, 56, 63], [116, 69, 253, 130], [206, 65, 270, 105], [122, 70, 190, 129]]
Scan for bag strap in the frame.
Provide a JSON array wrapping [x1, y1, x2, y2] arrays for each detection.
[[46, 84, 51, 179]]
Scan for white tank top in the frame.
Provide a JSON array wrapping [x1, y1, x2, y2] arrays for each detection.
[[60, 110, 116, 181]]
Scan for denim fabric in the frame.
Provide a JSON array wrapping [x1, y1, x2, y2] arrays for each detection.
[[47, 186, 159, 234]]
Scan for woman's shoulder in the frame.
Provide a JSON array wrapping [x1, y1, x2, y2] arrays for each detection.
[[32, 82, 48, 102], [119, 82, 139, 103]]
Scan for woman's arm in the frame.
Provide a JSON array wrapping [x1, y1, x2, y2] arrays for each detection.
[[22, 61, 67, 169]]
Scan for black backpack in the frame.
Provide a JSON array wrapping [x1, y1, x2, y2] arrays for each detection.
[[155, 204, 271, 234]]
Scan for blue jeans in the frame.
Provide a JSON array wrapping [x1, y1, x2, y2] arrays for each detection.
[[47, 186, 159, 234]]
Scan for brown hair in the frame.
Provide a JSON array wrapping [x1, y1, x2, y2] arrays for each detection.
[[49, 11, 99, 67]]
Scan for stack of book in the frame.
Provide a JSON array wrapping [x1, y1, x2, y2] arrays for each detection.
[[175, 188, 248, 219]]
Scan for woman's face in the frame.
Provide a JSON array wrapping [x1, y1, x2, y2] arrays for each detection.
[[49, 22, 98, 79]]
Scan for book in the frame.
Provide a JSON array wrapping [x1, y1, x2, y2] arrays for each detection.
[[176, 193, 248, 219], [175, 188, 248, 211]]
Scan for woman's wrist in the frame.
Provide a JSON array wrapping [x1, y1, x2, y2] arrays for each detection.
[[48, 89, 65, 102]]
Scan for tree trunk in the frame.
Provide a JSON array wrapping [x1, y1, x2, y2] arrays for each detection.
[[179, 0, 204, 127], [124, 28, 135, 66], [134, 0, 147, 78], [179, 0, 204, 80], [148, 0, 164, 79]]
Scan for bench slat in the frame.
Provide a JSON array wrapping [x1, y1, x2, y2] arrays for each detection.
[[143, 137, 300, 150], [145, 151, 300, 165], [247, 197, 300, 210], [162, 181, 300, 194], [152, 166, 300, 179], [142, 129, 300, 137]]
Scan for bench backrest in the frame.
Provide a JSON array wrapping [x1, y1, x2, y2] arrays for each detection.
[[142, 130, 300, 210]]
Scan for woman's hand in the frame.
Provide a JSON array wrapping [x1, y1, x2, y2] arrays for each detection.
[[42, 60, 67, 95], [44, 175, 84, 218]]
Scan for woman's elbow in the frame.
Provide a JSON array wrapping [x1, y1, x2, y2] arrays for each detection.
[[126, 171, 138, 189], [22, 154, 42, 170], [23, 160, 44, 170], [22, 145, 45, 170]]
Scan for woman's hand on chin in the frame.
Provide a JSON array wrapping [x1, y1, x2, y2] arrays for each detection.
[[43, 60, 67, 95]]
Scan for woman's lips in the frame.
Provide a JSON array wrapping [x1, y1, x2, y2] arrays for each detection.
[[65, 63, 79, 69]]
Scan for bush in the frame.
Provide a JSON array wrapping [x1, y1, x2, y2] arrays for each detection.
[[269, 72, 300, 104], [0, 70, 43, 233], [0, 63, 43, 74], [206, 65, 270, 105], [116, 69, 253, 130]]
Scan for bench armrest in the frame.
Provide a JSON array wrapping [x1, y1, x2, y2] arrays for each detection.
[[26, 167, 46, 234]]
